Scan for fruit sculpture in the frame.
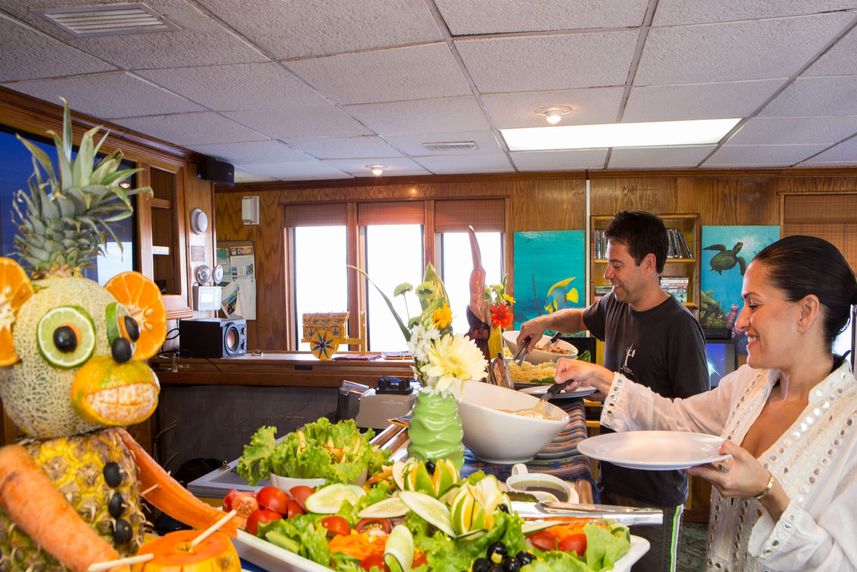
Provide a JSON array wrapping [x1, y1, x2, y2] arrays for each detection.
[[0, 101, 235, 571]]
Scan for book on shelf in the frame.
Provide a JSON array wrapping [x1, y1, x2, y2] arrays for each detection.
[[594, 229, 607, 259], [594, 284, 613, 302], [660, 276, 689, 303], [666, 228, 693, 259]]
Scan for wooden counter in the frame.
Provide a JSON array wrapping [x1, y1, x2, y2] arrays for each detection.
[[151, 352, 414, 388]]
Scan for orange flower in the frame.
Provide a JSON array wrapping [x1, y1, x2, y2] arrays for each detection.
[[490, 304, 513, 329], [433, 304, 452, 329]]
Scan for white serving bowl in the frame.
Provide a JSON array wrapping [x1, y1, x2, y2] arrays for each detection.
[[457, 381, 569, 464], [503, 331, 578, 364]]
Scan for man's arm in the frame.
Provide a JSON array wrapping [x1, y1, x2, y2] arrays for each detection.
[[517, 308, 587, 351]]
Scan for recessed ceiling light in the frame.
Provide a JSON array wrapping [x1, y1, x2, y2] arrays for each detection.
[[501, 118, 742, 151], [366, 164, 385, 176], [536, 105, 573, 125]]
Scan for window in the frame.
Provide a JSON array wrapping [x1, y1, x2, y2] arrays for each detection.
[[440, 231, 503, 336], [294, 226, 348, 351]]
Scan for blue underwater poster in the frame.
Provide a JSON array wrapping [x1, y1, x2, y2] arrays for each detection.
[[700, 225, 779, 352], [513, 230, 585, 329]]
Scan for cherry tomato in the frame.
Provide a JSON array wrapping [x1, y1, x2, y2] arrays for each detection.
[[287, 498, 306, 519], [289, 485, 315, 511], [320, 515, 351, 537], [558, 533, 587, 556], [528, 531, 557, 551], [223, 489, 239, 511], [245, 508, 283, 536], [360, 553, 389, 571], [412, 552, 427, 568], [256, 486, 290, 515], [355, 518, 392, 534], [227, 491, 259, 518]]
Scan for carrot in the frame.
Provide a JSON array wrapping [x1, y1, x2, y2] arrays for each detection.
[[117, 428, 238, 537], [0, 444, 128, 572], [328, 531, 386, 560]]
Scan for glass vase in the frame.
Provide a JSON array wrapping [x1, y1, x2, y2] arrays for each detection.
[[407, 389, 464, 470]]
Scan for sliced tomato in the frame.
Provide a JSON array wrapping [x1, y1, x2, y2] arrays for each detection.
[[256, 485, 290, 515], [246, 508, 283, 536], [412, 552, 428, 568], [229, 491, 259, 518], [222, 489, 241, 511], [321, 515, 351, 537], [287, 498, 305, 519], [289, 485, 315, 511], [558, 533, 587, 556], [355, 518, 392, 534], [360, 553, 389, 571], [528, 530, 558, 551]]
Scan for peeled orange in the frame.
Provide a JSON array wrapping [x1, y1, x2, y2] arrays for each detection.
[[105, 272, 166, 360], [0, 257, 34, 366]]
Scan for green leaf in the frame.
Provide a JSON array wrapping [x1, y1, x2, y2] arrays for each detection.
[[60, 97, 72, 163], [16, 135, 57, 184], [349, 265, 411, 342], [393, 283, 413, 297]]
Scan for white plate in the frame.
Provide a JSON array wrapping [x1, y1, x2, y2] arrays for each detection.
[[577, 430, 731, 470], [233, 529, 648, 572], [520, 385, 597, 399], [503, 331, 578, 364]]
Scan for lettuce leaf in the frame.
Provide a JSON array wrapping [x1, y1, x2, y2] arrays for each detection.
[[259, 514, 330, 565], [236, 425, 276, 485]]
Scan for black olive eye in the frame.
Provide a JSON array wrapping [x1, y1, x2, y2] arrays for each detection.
[[53, 325, 78, 353], [112, 337, 133, 363], [123, 316, 140, 342]]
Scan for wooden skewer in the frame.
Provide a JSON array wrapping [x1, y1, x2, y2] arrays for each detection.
[[88, 553, 153, 571], [190, 509, 237, 549], [139, 483, 159, 496]]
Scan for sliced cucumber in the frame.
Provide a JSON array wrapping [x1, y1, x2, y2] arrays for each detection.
[[304, 483, 366, 514], [384, 524, 414, 572], [357, 496, 409, 519], [521, 520, 559, 535], [265, 529, 300, 553], [398, 491, 454, 537]]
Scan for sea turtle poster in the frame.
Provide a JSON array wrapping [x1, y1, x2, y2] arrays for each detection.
[[700, 225, 779, 353], [513, 230, 585, 329]]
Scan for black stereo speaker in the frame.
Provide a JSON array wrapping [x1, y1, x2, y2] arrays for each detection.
[[197, 157, 234, 186], [179, 318, 247, 358]]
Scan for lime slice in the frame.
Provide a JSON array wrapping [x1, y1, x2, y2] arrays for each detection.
[[304, 484, 365, 514], [384, 524, 414, 572], [398, 491, 454, 537], [105, 302, 132, 345], [358, 497, 409, 519], [37, 306, 96, 369]]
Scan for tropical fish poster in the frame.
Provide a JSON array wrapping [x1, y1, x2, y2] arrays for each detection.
[[513, 230, 585, 329], [700, 225, 779, 352]]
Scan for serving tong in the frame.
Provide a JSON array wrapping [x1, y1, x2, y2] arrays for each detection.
[[510, 500, 663, 526]]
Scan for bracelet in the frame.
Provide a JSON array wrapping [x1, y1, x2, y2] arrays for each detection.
[[753, 472, 776, 501]]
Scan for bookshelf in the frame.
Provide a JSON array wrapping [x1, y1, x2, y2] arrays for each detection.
[[590, 213, 700, 310]]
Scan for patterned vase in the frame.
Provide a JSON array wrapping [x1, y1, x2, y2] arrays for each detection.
[[407, 389, 464, 470]]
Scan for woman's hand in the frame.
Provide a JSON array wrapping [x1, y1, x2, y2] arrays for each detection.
[[553, 358, 614, 397], [686, 440, 789, 520]]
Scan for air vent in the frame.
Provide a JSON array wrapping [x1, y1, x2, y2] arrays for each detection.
[[422, 141, 480, 152], [40, 3, 178, 37]]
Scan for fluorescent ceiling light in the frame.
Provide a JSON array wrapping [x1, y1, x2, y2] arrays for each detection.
[[501, 118, 741, 151]]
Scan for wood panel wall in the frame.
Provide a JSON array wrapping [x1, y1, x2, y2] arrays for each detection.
[[216, 170, 857, 351]]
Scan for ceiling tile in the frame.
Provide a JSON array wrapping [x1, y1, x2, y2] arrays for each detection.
[[805, 25, 857, 76], [323, 157, 429, 177], [758, 75, 857, 116], [188, 140, 313, 164], [703, 144, 827, 167], [510, 149, 607, 171], [0, 14, 115, 82], [224, 106, 371, 139], [138, 63, 327, 111], [284, 135, 403, 159], [5, 72, 203, 119], [383, 131, 502, 155], [289, 44, 471, 105], [608, 146, 716, 169], [653, 0, 857, 26], [483, 87, 624, 128], [636, 12, 854, 86], [115, 112, 266, 145], [234, 167, 277, 183], [623, 80, 784, 122], [435, 0, 648, 35], [456, 31, 638, 93], [345, 97, 489, 135], [197, 0, 442, 59], [727, 116, 857, 145], [239, 160, 353, 181], [800, 134, 857, 164], [415, 153, 514, 174]]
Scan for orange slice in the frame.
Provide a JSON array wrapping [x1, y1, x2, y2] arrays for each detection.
[[105, 272, 166, 360], [0, 258, 34, 366]]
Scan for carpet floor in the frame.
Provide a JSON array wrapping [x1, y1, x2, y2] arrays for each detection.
[[677, 520, 708, 571]]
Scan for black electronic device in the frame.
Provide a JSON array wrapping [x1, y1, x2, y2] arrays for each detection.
[[197, 157, 234, 186], [376, 376, 414, 395], [179, 318, 246, 358]]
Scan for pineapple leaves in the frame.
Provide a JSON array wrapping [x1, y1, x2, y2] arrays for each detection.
[[60, 97, 72, 162], [16, 136, 57, 184]]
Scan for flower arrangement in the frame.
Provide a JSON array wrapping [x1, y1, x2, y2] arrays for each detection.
[[484, 279, 515, 330], [365, 263, 487, 394]]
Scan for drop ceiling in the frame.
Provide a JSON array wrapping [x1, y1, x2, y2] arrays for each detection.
[[1, 0, 857, 182]]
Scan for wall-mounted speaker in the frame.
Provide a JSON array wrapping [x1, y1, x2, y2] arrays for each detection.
[[197, 157, 234, 186], [179, 318, 247, 358], [242, 195, 259, 225]]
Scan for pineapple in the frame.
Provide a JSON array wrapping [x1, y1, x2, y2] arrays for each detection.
[[0, 101, 227, 571]]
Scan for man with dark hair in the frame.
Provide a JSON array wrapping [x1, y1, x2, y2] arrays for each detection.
[[518, 210, 708, 572]]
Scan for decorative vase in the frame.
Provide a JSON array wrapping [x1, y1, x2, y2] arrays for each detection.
[[487, 325, 504, 360], [408, 389, 464, 470]]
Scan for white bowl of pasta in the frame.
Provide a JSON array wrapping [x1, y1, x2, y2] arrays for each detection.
[[503, 331, 578, 364]]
